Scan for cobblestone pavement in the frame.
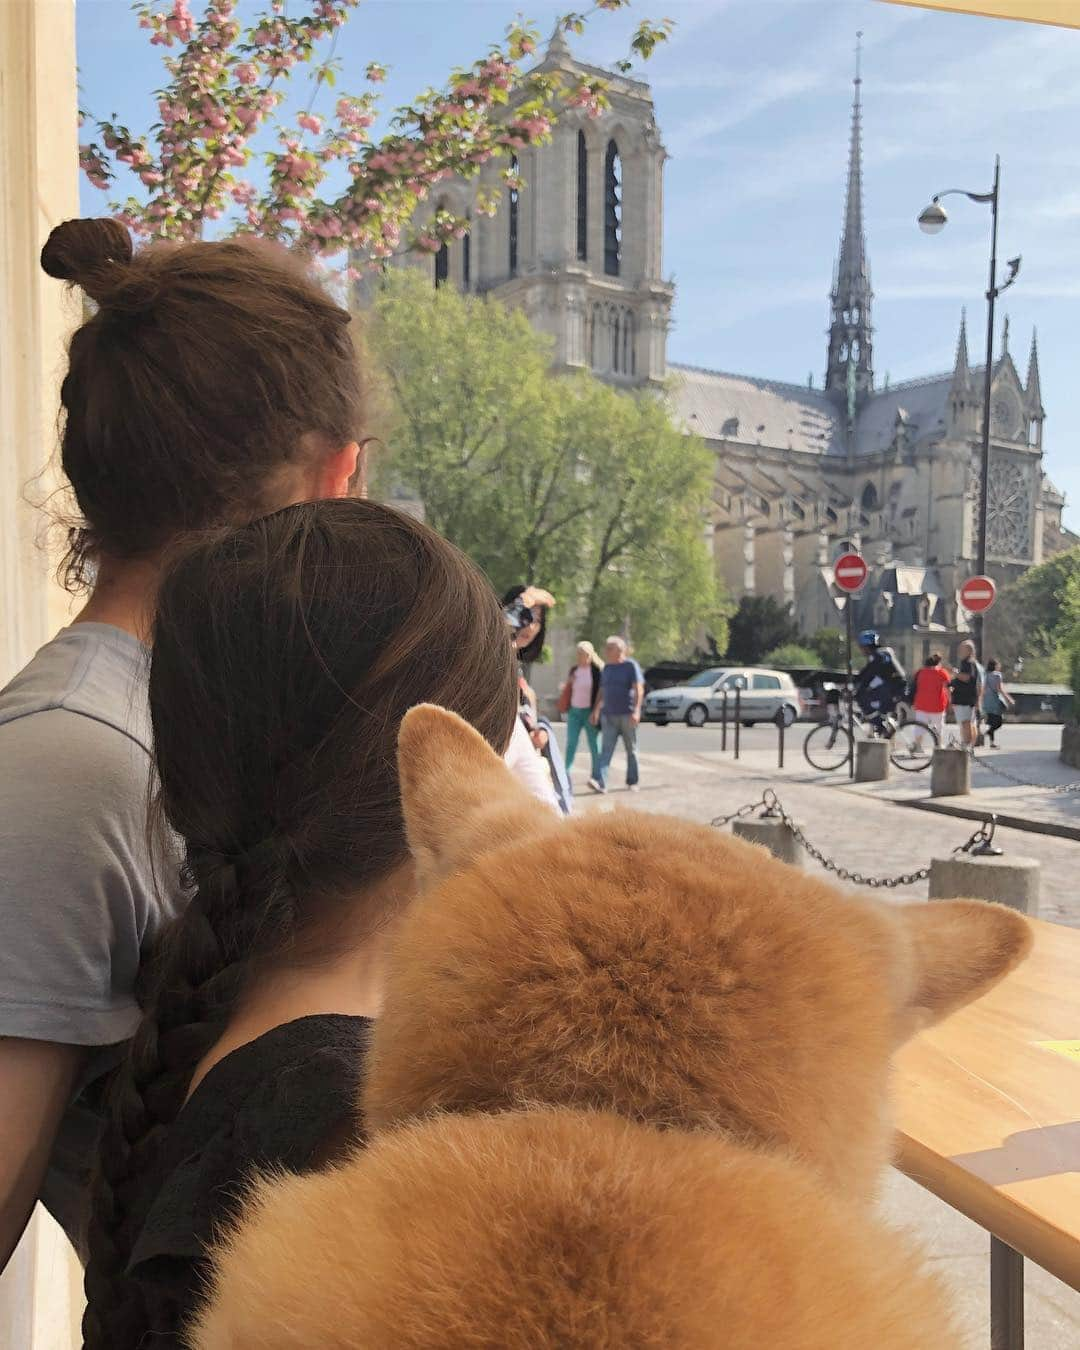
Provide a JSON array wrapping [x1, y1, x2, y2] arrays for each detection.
[[567, 738, 1080, 927], [563, 742, 1080, 1346]]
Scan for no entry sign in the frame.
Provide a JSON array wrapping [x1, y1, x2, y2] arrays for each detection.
[[960, 575, 997, 614], [834, 552, 869, 593]]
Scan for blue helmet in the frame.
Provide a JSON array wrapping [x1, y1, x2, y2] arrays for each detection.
[[858, 629, 880, 648]]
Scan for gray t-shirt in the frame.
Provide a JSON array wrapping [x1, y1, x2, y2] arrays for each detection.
[[0, 623, 184, 1253]]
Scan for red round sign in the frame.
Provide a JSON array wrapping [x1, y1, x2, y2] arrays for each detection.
[[960, 575, 997, 614], [833, 552, 868, 593]]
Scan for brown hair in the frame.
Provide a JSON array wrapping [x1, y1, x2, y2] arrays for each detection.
[[40, 218, 364, 587], [924, 653, 941, 667], [81, 498, 518, 1347]]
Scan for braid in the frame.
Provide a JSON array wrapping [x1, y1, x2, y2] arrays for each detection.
[[82, 840, 297, 1349]]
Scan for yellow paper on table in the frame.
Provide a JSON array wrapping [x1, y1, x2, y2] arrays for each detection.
[[879, 1, 1080, 29], [1036, 1040, 1080, 1063]]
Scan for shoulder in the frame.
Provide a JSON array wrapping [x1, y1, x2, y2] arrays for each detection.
[[128, 1018, 372, 1274]]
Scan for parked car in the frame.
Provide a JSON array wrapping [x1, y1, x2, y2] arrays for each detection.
[[642, 667, 803, 729]]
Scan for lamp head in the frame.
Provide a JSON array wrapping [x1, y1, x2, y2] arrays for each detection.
[[917, 200, 947, 235]]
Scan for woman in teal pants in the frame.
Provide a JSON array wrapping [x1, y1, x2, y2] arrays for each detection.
[[563, 642, 603, 778]]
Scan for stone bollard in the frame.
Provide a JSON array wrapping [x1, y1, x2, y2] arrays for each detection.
[[855, 739, 890, 782], [733, 817, 803, 868], [928, 854, 1040, 916], [930, 747, 971, 798]]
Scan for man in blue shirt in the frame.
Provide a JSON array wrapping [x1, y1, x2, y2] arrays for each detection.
[[589, 636, 645, 793]]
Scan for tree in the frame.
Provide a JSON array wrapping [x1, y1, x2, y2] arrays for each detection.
[[725, 596, 799, 665], [78, 1, 671, 265], [764, 643, 820, 669], [368, 268, 587, 600], [808, 627, 847, 668], [368, 270, 726, 663], [987, 545, 1080, 676]]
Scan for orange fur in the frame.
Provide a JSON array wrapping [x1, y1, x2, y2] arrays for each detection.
[[194, 1110, 965, 1350], [193, 705, 1031, 1348]]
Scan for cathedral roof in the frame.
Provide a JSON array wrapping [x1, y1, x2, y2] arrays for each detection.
[[669, 364, 845, 456], [853, 372, 953, 453]]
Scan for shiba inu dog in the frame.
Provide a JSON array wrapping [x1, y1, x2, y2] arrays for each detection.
[[194, 706, 1030, 1349]]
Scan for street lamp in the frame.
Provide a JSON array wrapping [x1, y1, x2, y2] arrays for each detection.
[[917, 156, 1021, 660]]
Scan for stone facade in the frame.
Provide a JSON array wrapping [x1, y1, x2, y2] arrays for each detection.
[[382, 30, 1074, 673]]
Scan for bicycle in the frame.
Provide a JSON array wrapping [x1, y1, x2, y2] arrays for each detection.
[[803, 691, 938, 773]]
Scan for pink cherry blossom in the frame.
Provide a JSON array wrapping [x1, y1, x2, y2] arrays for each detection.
[[298, 113, 323, 134], [235, 62, 258, 85]]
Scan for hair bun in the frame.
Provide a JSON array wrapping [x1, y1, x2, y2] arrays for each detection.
[[41, 218, 134, 304]]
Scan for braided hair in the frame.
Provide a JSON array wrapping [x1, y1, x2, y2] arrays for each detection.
[[81, 499, 518, 1347]]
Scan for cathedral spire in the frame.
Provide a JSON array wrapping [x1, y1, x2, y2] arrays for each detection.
[[950, 308, 971, 393], [825, 32, 873, 409], [547, 22, 571, 60], [1026, 328, 1044, 415]]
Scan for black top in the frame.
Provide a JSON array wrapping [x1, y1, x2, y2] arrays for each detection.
[[952, 658, 979, 706], [122, 1013, 371, 1347]]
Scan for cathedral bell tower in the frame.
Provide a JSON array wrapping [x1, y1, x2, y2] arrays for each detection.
[[420, 27, 673, 387], [825, 34, 873, 422]]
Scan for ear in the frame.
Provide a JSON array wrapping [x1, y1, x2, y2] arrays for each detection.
[[398, 705, 549, 889], [320, 440, 362, 500], [897, 900, 1032, 1033]]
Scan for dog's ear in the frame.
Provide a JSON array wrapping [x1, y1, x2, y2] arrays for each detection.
[[397, 705, 551, 888], [896, 900, 1032, 1034]]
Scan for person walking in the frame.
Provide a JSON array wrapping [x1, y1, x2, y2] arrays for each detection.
[[950, 640, 982, 749], [911, 654, 951, 748], [981, 659, 1016, 749], [562, 642, 603, 781], [589, 637, 644, 794]]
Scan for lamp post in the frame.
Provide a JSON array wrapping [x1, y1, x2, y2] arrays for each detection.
[[918, 156, 1020, 660]]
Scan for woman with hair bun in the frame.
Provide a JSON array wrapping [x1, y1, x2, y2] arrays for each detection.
[[0, 220, 367, 1275]]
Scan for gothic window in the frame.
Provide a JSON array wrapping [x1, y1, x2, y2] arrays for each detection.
[[576, 130, 588, 262], [588, 301, 602, 369], [462, 221, 471, 290], [609, 304, 620, 371], [434, 240, 449, 289], [622, 308, 635, 377], [604, 140, 621, 277], [509, 155, 519, 277], [860, 482, 879, 511]]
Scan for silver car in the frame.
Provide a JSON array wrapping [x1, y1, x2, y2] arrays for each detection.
[[642, 667, 803, 729]]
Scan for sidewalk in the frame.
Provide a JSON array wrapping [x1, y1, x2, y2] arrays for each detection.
[[572, 745, 1080, 926]]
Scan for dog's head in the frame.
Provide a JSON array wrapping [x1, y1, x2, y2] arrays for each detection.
[[368, 706, 1031, 1196]]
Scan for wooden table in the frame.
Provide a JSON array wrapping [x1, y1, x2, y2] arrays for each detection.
[[894, 917, 1080, 1349]]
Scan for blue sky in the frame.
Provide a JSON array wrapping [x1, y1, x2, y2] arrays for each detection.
[[77, 0, 1080, 527]]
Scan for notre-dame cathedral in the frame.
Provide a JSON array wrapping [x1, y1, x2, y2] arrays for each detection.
[[398, 28, 1074, 670]]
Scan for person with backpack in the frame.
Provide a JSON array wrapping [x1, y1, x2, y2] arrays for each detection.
[[853, 630, 907, 726]]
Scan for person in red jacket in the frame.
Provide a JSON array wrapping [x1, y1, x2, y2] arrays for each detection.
[[912, 653, 951, 746]]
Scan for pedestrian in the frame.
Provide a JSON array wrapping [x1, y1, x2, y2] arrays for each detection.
[[910, 653, 951, 747], [589, 636, 645, 793], [981, 659, 1016, 749], [561, 641, 603, 780], [949, 639, 982, 749], [501, 585, 561, 813]]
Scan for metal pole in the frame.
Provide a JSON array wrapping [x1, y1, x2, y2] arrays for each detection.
[[845, 596, 855, 780], [734, 688, 741, 760], [721, 690, 728, 752], [975, 156, 1000, 664], [990, 1235, 1024, 1350], [777, 714, 785, 769]]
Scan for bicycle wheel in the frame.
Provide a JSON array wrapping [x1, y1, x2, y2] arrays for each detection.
[[889, 720, 938, 772], [803, 721, 853, 772]]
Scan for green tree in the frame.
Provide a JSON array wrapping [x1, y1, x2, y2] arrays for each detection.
[[571, 379, 726, 662], [764, 643, 820, 669], [725, 596, 799, 664], [809, 627, 847, 668], [369, 270, 726, 663], [369, 269, 586, 599], [986, 546, 1080, 672]]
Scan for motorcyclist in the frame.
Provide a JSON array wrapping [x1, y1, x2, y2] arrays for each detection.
[[853, 630, 907, 724]]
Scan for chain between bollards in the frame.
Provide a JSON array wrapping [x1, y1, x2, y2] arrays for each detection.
[[712, 791, 1002, 887]]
